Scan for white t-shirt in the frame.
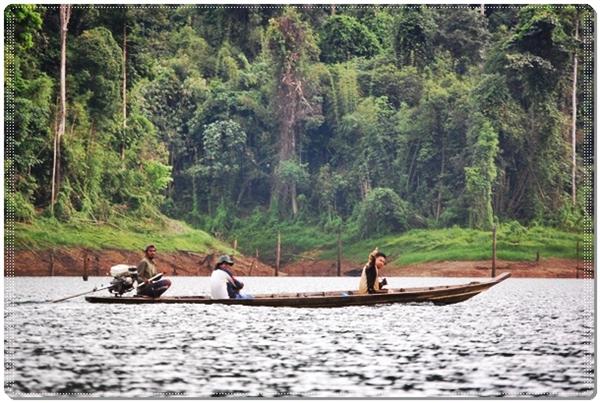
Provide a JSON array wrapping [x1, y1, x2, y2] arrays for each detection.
[[210, 269, 234, 299]]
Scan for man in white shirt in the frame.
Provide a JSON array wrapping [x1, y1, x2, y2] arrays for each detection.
[[210, 255, 250, 299]]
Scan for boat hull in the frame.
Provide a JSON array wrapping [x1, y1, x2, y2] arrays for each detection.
[[85, 272, 511, 307]]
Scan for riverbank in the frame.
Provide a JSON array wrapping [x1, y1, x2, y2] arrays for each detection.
[[9, 248, 274, 277], [8, 248, 590, 278], [282, 257, 591, 278], [10, 218, 589, 278]]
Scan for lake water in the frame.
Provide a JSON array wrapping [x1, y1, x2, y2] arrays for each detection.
[[4, 276, 595, 398]]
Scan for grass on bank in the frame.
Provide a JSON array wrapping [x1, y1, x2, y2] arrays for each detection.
[[231, 219, 586, 265], [13, 216, 587, 267], [13, 216, 233, 254], [319, 225, 587, 266], [231, 219, 338, 262]]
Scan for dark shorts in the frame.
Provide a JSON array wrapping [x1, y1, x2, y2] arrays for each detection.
[[137, 279, 172, 298]]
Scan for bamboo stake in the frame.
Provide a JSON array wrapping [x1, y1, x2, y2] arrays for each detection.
[[83, 250, 89, 281], [492, 226, 496, 278], [336, 231, 342, 277], [50, 249, 55, 277], [275, 232, 281, 277], [576, 240, 580, 279]]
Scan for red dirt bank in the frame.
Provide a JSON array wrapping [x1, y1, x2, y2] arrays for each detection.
[[283, 258, 591, 278], [8, 248, 591, 278], [10, 248, 274, 277]]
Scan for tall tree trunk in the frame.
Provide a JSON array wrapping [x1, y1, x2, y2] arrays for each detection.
[[167, 144, 174, 196], [51, 120, 59, 210], [435, 131, 446, 222], [358, 161, 371, 200], [494, 170, 505, 216], [236, 177, 252, 207], [273, 67, 301, 216], [51, 4, 71, 214], [406, 142, 420, 193], [207, 175, 212, 216], [192, 148, 198, 214], [268, 14, 314, 217], [507, 170, 530, 215], [121, 22, 127, 161], [291, 183, 298, 216], [360, 178, 370, 200], [571, 16, 579, 205]]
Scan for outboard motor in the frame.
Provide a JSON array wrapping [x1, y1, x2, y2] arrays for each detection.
[[109, 264, 138, 296]]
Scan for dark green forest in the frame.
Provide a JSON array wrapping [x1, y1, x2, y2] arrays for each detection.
[[5, 5, 594, 256]]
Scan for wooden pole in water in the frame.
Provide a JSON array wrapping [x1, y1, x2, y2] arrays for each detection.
[[50, 249, 55, 277], [576, 240, 580, 279], [492, 226, 497, 278], [275, 232, 280, 277], [82, 250, 89, 281], [337, 231, 342, 277]]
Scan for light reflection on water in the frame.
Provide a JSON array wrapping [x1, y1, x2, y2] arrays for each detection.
[[4, 276, 594, 398]]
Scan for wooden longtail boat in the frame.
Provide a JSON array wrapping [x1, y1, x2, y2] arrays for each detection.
[[85, 272, 511, 307]]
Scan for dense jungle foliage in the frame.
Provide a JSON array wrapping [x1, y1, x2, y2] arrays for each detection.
[[5, 5, 594, 258]]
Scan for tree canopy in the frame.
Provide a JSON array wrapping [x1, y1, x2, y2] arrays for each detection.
[[5, 4, 593, 238]]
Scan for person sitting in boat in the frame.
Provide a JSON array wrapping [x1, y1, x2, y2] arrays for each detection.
[[358, 248, 388, 294], [136, 245, 172, 298], [210, 255, 252, 299]]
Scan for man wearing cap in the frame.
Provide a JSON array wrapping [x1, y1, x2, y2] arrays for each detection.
[[210, 255, 250, 299], [136, 245, 172, 297]]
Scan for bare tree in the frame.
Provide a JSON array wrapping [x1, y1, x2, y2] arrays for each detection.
[[571, 14, 579, 205], [121, 21, 127, 161], [267, 10, 316, 216], [51, 4, 71, 214]]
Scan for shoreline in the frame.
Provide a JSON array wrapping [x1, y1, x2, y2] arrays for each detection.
[[281, 257, 591, 278], [7, 248, 592, 278]]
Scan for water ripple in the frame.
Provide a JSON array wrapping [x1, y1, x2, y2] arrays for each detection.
[[4, 277, 594, 398]]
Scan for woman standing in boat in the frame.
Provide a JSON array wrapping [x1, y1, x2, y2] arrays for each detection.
[[136, 245, 172, 297], [358, 248, 388, 294]]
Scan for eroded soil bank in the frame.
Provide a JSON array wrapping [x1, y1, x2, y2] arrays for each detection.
[[8, 248, 591, 278], [283, 258, 591, 278], [9, 248, 274, 277]]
